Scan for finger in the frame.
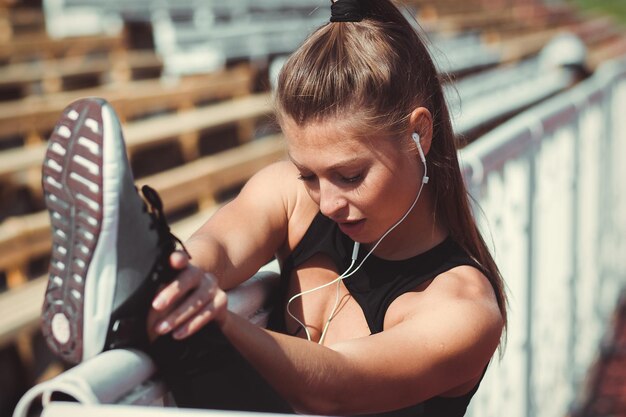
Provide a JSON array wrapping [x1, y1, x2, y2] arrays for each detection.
[[147, 298, 171, 327], [149, 283, 171, 314], [153, 272, 219, 332], [147, 282, 175, 341], [151, 269, 203, 311], [147, 307, 168, 342], [169, 250, 189, 270], [172, 290, 228, 339], [156, 283, 219, 335]]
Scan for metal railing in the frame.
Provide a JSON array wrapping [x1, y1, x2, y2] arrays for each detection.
[[462, 56, 626, 417], [13, 265, 281, 417], [447, 59, 576, 138]]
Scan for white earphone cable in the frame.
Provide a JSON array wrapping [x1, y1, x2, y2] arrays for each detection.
[[286, 256, 358, 342], [287, 134, 429, 344]]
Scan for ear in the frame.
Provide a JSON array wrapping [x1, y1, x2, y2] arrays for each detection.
[[409, 107, 433, 156]]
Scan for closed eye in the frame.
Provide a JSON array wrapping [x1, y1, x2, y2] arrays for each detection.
[[298, 173, 363, 185], [341, 174, 363, 184], [298, 173, 316, 182]]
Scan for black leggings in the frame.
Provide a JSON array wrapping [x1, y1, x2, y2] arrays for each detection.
[[149, 323, 294, 413]]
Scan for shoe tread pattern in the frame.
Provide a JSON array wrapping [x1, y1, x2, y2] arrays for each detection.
[[41, 99, 105, 365]]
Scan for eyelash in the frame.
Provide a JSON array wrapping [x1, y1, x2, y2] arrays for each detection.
[[342, 174, 363, 184], [297, 174, 363, 184]]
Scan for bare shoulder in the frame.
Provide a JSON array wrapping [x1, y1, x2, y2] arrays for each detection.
[[423, 265, 503, 331], [434, 265, 501, 308], [243, 160, 298, 191], [415, 266, 504, 360], [241, 160, 318, 253], [245, 160, 315, 211], [393, 265, 501, 320], [236, 161, 300, 214]]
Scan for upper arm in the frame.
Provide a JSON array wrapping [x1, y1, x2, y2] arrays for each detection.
[[325, 267, 503, 414], [186, 161, 299, 288]]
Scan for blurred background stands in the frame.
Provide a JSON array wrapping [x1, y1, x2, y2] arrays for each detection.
[[0, 0, 625, 416]]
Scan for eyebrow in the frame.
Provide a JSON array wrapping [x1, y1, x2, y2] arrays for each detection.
[[288, 153, 366, 172]]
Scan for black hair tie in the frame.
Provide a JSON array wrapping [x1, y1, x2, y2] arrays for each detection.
[[330, 0, 363, 22]]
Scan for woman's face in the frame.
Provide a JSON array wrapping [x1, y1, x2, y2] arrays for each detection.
[[283, 117, 423, 244]]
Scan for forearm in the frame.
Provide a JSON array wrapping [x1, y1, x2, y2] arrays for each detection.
[[219, 311, 355, 415], [183, 211, 283, 290], [183, 231, 230, 285]]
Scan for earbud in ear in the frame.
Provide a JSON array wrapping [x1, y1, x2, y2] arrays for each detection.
[[412, 132, 429, 184], [412, 132, 426, 164]]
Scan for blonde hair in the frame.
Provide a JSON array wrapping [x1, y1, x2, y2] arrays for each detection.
[[275, 0, 508, 334]]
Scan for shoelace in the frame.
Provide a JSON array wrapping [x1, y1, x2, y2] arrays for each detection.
[[140, 184, 191, 260]]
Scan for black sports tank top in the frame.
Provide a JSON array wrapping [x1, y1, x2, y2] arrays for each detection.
[[268, 212, 488, 417]]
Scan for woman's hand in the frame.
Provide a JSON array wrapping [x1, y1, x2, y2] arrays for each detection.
[[147, 250, 228, 341]]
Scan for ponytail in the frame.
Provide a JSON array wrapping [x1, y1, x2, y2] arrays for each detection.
[[276, 0, 508, 339]]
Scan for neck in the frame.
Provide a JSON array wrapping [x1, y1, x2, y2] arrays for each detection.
[[364, 189, 448, 260]]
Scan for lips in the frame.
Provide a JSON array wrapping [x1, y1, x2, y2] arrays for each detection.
[[337, 218, 366, 236]]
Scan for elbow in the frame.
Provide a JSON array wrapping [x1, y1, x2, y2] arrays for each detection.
[[291, 399, 343, 416], [288, 387, 349, 416]]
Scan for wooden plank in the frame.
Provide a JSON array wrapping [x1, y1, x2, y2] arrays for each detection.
[[423, 9, 517, 34], [422, 3, 579, 40], [0, 64, 254, 141], [0, 32, 125, 62], [0, 211, 50, 272], [0, 91, 273, 191], [0, 9, 11, 43], [138, 134, 285, 213], [0, 7, 44, 36], [414, 0, 487, 20], [491, 18, 626, 65], [10, 8, 45, 29], [0, 8, 45, 45], [0, 51, 162, 97], [0, 146, 45, 182], [112, 65, 253, 118], [122, 92, 273, 152], [0, 276, 47, 348]]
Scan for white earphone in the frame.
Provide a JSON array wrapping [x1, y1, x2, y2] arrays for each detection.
[[412, 132, 429, 184], [287, 132, 430, 344]]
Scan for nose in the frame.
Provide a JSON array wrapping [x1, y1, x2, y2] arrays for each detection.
[[318, 181, 347, 219]]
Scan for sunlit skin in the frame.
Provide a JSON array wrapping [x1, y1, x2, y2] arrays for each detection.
[[282, 113, 445, 259], [145, 109, 503, 415]]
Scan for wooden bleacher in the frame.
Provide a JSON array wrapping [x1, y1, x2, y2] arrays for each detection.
[[0, 6, 44, 42], [0, 31, 126, 63], [0, 91, 277, 297], [0, 64, 255, 145], [0, 50, 163, 99], [0, 0, 625, 415], [0, 91, 273, 196]]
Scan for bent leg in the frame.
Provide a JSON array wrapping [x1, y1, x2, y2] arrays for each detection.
[[149, 322, 293, 413]]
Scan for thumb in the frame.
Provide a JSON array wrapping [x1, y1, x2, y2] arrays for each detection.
[[169, 250, 190, 270]]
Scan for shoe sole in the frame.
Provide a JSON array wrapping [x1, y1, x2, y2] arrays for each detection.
[[41, 98, 123, 364]]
